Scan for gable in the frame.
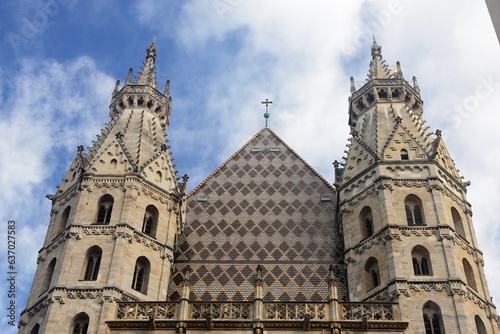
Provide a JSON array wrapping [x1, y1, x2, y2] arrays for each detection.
[[341, 137, 377, 183], [57, 153, 84, 193], [432, 138, 461, 181], [382, 124, 429, 161], [169, 129, 345, 303]]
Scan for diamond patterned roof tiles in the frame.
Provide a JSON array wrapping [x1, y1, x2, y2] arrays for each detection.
[[169, 128, 346, 302]]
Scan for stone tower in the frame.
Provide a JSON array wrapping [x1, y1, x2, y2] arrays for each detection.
[[337, 41, 499, 333], [19, 41, 188, 334]]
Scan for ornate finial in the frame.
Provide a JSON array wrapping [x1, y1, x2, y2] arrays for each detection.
[[396, 61, 402, 78], [182, 174, 189, 183], [350, 76, 356, 94], [146, 39, 157, 59], [333, 160, 340, 169], [116, 132, 124, 141], [435, 129, 442, 137], [164, 80, 170, 96], [262, 99, 272, 127], [395, 116, 403, 123], [112, 80, 120, 95], [412, 76, 420, 93], [256, 265, 262, 280], [161, 144, 168, 152], [126, 68, 133, 85], [136, 41, 158, 87], [77, 145, 84, 154], [371, 37, 382, 58], [329, 264, 336, 281], [183, 265, 192, 282]]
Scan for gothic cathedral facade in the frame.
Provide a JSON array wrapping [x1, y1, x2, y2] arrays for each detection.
[[19, 41, 499, 334]]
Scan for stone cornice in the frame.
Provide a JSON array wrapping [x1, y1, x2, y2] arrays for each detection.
[[19, 286, 138, 324], [344, 225, 483, 261], [37, 224, 174, 263], [339, 160, 467, 195], [339, 174, 470, 214], [82, 174, 183, 207]]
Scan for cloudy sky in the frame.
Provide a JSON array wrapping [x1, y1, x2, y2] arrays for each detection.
[[0, 0, 499, 332]]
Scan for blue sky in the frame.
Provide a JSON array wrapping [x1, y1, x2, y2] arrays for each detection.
[[1, 0, 500, 332]]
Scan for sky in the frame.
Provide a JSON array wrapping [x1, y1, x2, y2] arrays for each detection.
[[0, 0, 499, 332]]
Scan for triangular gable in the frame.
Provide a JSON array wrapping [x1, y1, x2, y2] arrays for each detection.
[[432, 137, 461, 181], [57, 153, 84, 193], [382, 123, 429, 161], [170, 128, 345, 303], [188, 128, 335, 196], [341, 136, 378, 183], [140, 152, 180, 193], [88, 139, 135, 174]]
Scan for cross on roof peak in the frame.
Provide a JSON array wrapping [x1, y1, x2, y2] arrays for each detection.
[[262, 98, 273, 127]]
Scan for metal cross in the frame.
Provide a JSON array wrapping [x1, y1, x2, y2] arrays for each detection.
[[262, 99, 272, 127], [262, 98, 273, 110]]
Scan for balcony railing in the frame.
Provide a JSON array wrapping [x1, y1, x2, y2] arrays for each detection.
[[116, 302, 176, 320], [341, 302, 394, 321], [114, 301, 397, 321], [265, 302, 327, 320], [190, 302, 252, 320]]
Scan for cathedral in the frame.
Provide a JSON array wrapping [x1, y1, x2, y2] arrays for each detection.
[[19, 40, 499, 334]]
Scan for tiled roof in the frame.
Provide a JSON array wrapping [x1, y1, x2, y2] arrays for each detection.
[[169, 128, 345, 302]]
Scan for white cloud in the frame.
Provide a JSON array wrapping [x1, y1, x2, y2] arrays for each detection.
[[164, 0, 500, 306], [0, 56, 114, 331], [4, 1, 500, 331]]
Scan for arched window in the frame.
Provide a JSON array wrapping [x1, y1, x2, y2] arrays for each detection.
[[110, 159, 117, 169], [462, 258, 478, 291], [71, 312, 89, 334], [423, 301, 444, 334], [30, 324, 40, 334], [55, 206, 71, 237], [364, 257, 380, 291], [400, 149, 409, 160], [83, 246, 102, 281], [412, 245, 432, 276], [131, 256, 150, 294], [475, 315, 487, 334], [142, 205, 159, 237], [156, 171, 162, 182], [96, 195, 114, 224], [451, 207, 466, 240], [405, 195, 425, 225], [42, 258, 56, 293], [359, 206, 374, 239]]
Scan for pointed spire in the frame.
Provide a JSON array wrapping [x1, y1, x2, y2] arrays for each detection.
[[350, 76, 356, 94], [135, 38, 158, 88], [412, 76, 421, 94], [112, 80, 120, 96], [396, 61, 403, 79], [164, 80, 170, 96], [368, 39, 391, 80], [125, 68, 133, 85]]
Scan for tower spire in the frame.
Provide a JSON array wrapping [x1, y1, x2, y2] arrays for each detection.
[[135, 38, 158, 88], [368, 39, 390, 79]]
